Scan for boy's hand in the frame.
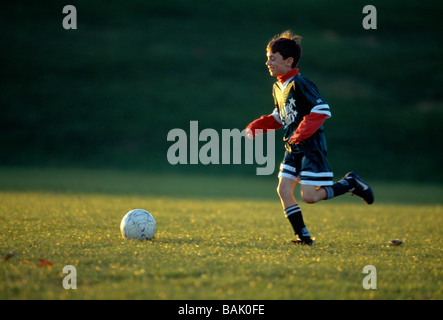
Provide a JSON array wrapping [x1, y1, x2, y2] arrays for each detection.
[[288, 132, 299, 144], [245, 128, 254, 140]]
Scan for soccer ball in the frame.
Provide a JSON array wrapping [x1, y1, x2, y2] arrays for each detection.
[[120, 209, 156, 240]]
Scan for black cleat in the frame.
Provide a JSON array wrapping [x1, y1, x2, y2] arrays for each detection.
[[345, 172, 374, 204], [291, 237, 315, 246]]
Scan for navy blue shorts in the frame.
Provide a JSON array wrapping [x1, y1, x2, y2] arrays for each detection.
[[278, 132, 333, 186]]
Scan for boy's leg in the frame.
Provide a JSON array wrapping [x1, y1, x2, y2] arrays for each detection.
[[277, 177, 313, 244], [300, 172, 374, 204], [323, 172, 374, 204], [276, 176, 297, 209]]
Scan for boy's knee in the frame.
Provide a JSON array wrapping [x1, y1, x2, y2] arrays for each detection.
[[300, 187, 325, 204], [301, 193, 317, 204], [276, 183, 291, 199]]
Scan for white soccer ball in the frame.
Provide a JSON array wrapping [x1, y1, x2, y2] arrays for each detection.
[[120, 209, 156, 240]]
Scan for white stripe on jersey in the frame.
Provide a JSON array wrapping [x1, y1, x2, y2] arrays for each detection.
[[311, 104, 331, 118]]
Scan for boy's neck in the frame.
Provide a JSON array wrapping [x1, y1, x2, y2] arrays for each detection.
[[277, 68, 299, 84]]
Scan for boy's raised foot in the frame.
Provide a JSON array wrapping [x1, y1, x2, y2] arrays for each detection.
[[345, 172, 374, 205]]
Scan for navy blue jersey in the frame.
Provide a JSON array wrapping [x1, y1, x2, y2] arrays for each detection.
[[273, 74, 334, 185], [271, 74, 331, 141]]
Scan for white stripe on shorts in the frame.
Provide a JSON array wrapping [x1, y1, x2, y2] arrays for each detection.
[[300, 179, 334, 186], [300, 171, 333, 177], [300, 171, 334, 186], [278, 172, 299, 181], [280, 164, 297, 173]]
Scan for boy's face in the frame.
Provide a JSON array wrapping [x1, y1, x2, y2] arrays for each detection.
[[266, 51, 294, 77]]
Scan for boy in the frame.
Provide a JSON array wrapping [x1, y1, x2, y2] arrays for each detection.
[[245, 31, 374, 245]]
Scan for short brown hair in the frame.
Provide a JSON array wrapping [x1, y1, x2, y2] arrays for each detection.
[[267, 31, 303, 68]]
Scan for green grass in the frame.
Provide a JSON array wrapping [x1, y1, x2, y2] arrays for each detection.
[[1, 168, 442, 300]]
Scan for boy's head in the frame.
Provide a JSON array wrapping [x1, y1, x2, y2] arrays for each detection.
[[266, 31, 302, 77]]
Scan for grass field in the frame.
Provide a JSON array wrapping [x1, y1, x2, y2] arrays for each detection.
[[1, 167, 442, 300]]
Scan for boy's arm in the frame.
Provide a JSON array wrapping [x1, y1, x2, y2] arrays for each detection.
[[246, 110, 282, 139], [287, 112, 328, 144]]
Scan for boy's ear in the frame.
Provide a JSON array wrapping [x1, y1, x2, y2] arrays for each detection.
[[285, 57, 294, 67]]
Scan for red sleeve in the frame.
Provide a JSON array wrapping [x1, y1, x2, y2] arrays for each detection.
[[290, 112, 328, 143], [246, 114, 282, 137]]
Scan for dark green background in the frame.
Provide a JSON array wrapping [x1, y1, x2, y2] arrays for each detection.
[[1, 0, 442, 182]]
